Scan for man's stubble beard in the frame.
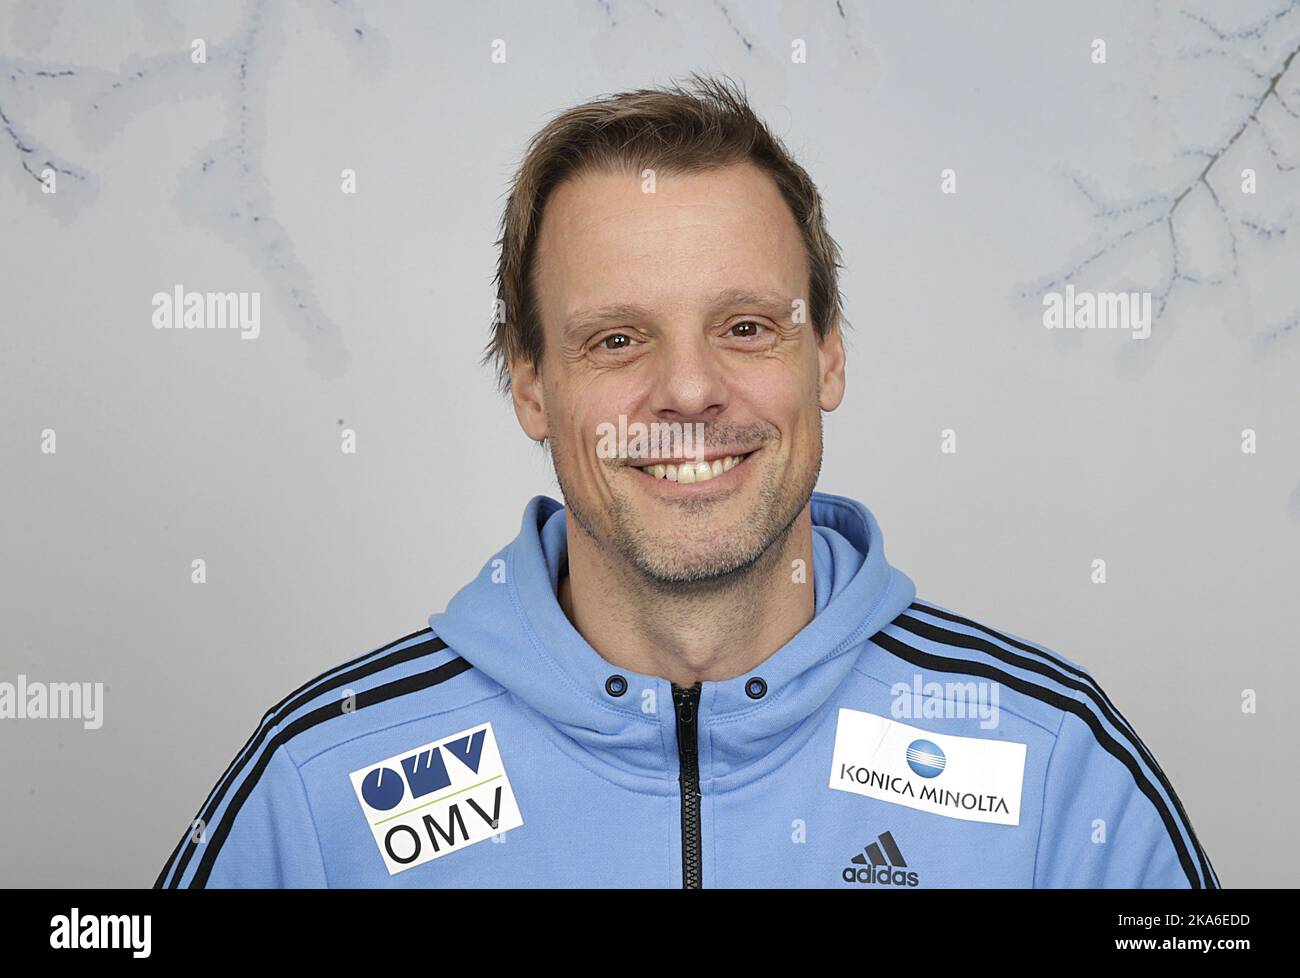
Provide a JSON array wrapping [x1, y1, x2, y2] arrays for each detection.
[[550, 414, 824, 593]]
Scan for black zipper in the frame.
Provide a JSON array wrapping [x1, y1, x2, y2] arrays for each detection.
[[671, 681, 703, 889]]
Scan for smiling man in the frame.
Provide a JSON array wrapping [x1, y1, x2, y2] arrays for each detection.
[[156, 74, 1218, 889], [511, 156, 834, 689]]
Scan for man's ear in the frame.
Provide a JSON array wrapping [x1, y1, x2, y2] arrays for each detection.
[[817, 317, 847, 412], [510, 356, 549, 442]]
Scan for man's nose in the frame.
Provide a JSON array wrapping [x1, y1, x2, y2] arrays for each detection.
[[645, 331, 728, 420]]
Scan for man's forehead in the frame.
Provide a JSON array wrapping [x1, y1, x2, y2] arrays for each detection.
[[534, 163, 808, 331]]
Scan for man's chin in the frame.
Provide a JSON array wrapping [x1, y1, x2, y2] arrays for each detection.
[[619, 518, 778, 586], [629, 550, 764, 588]]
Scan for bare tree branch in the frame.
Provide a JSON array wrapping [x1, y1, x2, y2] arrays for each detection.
[[1021, 2, 1300, 338]]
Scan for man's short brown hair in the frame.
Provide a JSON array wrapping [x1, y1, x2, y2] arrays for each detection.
[[485, 72, 846, 395]]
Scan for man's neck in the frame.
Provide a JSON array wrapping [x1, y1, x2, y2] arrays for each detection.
[[557, 506, 816, 687]]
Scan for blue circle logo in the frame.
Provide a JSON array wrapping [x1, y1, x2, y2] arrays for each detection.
[[906, 739, 946, 778], [360, 765, 405, 811]]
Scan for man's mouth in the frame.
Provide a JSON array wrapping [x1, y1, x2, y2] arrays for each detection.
[[629, 451, 755, 485]]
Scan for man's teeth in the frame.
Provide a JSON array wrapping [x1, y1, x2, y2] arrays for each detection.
[[638, 454, 749, 483]]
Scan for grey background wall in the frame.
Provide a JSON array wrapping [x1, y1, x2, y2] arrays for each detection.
[[1, 0, 1296, 887]]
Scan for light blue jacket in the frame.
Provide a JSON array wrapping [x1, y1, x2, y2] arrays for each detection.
[[156, 491, 1217, 888]]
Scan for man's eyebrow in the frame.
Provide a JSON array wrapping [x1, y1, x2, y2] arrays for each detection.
[[563, 303, 651, 337], [563, 288, 795, 338]]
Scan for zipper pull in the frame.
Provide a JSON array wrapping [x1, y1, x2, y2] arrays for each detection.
[[672, 682, 701, 754]]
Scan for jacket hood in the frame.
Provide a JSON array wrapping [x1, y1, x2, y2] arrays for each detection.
[[427, 490, 916, 791]]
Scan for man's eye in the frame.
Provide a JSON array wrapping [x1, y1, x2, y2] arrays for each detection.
[[599, 333, 635, 350], [728, 320, 766, 338]]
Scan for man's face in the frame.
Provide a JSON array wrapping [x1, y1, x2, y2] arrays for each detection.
[[513, 161, 845, 586]]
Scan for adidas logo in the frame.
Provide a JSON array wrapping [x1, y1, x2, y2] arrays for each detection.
[[842, 831, 921, 887]]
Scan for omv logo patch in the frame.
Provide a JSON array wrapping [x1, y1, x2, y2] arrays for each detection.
[[349, 721, 524, 875], [905, 739, 946, 778]]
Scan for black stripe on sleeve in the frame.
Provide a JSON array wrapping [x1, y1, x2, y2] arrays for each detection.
[[156, 631, 446, 889], [188, 655, 473, 888], [903, 604, 1217, 887], [870, 628, 1203, 888]]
